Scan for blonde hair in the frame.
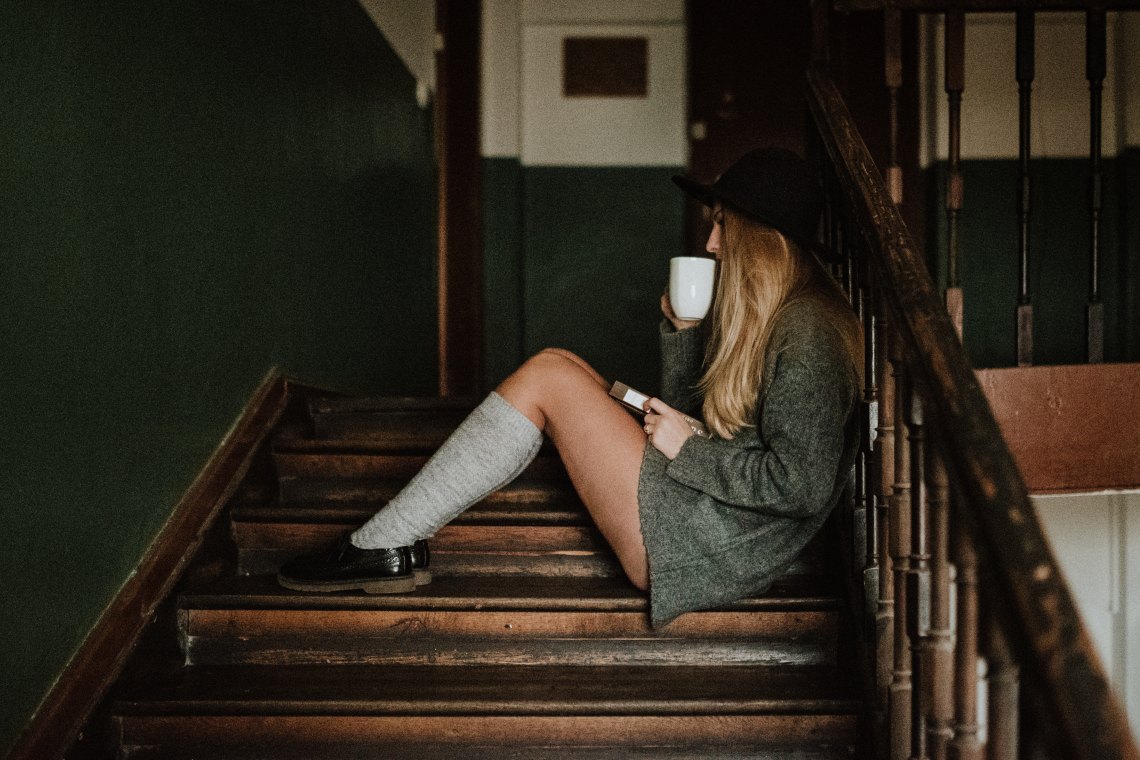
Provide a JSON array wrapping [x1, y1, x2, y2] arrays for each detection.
[[698, 208, 863, 439]]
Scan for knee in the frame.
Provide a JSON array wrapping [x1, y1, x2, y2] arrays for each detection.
[[626, 565, 649, 593], [515, 348, 580, 379], [535, 347, 583, 366]]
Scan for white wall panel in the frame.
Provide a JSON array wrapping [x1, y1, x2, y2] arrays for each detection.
[[919, 13, 1131, 164], [522, 0, 683, 25], [1117, 14, 1140, 149], [1032, 490, 1140, 741], [520, 24, 685, 166], [483, 0, 522, 157]]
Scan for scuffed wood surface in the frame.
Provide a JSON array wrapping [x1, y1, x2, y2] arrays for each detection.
[[977, 363, 1140, 493]]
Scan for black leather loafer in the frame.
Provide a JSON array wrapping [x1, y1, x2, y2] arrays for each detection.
[[278, 534, 416, 594], [411, 539, 431, 586]]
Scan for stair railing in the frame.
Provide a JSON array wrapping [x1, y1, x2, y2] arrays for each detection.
[[805, 54, 1140, 760]]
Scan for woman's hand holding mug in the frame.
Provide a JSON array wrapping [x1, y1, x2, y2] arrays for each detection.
[[661, 292, 702, 331]]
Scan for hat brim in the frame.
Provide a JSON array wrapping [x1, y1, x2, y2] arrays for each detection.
[[671, 175, 717, 207], [672, 174, 834, 262]]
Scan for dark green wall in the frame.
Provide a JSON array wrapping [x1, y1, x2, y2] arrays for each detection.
[[483, 158, 526, 389], [924, 156, 1137, 368], [484, 162, 685, 394], [0, 1, 437, 753]]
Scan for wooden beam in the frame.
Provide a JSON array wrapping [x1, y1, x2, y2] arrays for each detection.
[[977, 363, 1140, 493], [5, 368, 290, 760], [435, 0, 484, 397], [837, 0, 1140, 11]]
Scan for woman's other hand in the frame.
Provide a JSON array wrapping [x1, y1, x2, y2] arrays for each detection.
[[643, 397, 695, 460], [661, 291, 702, 332]]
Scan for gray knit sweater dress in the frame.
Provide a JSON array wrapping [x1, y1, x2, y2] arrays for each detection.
[[637, 297, 861, 627]]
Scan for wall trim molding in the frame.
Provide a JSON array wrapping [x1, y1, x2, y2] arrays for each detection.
[[4, 367, 290, 760]]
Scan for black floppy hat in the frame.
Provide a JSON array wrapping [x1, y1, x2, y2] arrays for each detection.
[[673, 147, 825, 254]]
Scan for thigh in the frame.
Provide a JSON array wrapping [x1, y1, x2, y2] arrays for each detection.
[[496, 351, 649, 588]]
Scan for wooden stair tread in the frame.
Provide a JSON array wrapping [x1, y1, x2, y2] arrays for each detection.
[[114, 664, 859, 715], [310, 397, 480, 414], [273, 429, 562, 458], [120, 744, 857, 760], [182, 574, 840, 613], [232, 500, 589, 525]]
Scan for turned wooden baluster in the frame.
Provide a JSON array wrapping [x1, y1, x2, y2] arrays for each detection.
[[947, 514, 982, 760], [944, 7, 965, 339], [1086, 7, 1106, 363], [985, 617, 1020, 760], [875, 295, 896, 727], [885, 5, 904, 206], [852, 237, 871, 588], [907, 387, 930, 760], [861, 261, 881, 624], [1016, 10, 1035, 367], [926, 446, 954, 760], [857, 247, 870, 597], [890, 340, 913, 760]]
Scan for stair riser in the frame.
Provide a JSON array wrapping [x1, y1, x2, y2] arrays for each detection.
[[238, 549, 622, 578], [233, 523, 603, 553], [185, 636, 835, 667], [277, 478, 575, 506], [314, 414, 469, 447], [273, 452, 568, 481], [182, 609, 837, 667], [120, 744, 857, 760], [118, 713, 856, 747], [185, 609, 835, 640], [235, 502, 590, 526]]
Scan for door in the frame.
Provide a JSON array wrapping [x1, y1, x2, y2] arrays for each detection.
[[684, 0, 813, 253]]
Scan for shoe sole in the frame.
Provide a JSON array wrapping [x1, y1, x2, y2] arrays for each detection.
[[413, 568, 432, 586], [277, 573, 417, 594]]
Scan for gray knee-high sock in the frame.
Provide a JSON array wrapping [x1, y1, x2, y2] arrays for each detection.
[[350, 392, 544, 549]]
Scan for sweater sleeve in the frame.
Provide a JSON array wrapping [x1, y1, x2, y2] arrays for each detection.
[[659, 319, 705, 418], [663, 344, 856, 519]]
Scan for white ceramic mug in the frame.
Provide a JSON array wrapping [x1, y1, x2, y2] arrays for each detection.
[[669, 256, 717, 320]]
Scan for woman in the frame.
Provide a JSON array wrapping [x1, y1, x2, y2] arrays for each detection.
[[279, 147, 863, 627]]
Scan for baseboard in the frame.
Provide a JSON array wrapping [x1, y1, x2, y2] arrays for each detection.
[[4, 367, 291, 760]]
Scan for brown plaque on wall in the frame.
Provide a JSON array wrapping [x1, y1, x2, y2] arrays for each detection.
[[563, 37, 648, 97]]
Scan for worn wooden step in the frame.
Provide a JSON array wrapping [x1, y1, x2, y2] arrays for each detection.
[[272, 438, 574, 504], [115, 663, 859, 714], [276, 474, 577, 507], [233, 500, 590, 526], [114, 664, 857, 751], [120, 744, 857, 760], [305, 396, 474, 442], [232, 520, 617, 577], [117, 714, 855, 754], [229, 503, 827, 579], [274, 446, 567, 479], [180, 575, 841, 667]]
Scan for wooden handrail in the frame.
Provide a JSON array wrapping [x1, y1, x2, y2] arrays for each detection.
[[837, 0, 1140, 11], [806, 64, 1139, 760]]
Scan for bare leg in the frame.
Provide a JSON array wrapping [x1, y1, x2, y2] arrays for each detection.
[[497, 349, 649, 590]]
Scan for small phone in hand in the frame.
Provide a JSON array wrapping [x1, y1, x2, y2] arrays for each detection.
[[609, 381, 708, 437]]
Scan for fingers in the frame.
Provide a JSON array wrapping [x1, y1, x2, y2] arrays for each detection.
[[645, 397, 673, 415]]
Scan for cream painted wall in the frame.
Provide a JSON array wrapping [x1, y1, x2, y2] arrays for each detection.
[[357, 0, 435, 104], [520, 23, 685, 166], [521, 0, 682, 25], [483, 0, 522, 158], [1032, 491, 1140, 741], [483, 0, 686, 166], [918, 12, 1140, 165]]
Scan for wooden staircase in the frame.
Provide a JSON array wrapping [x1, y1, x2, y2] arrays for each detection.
[[102, 397, 864, 759]]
